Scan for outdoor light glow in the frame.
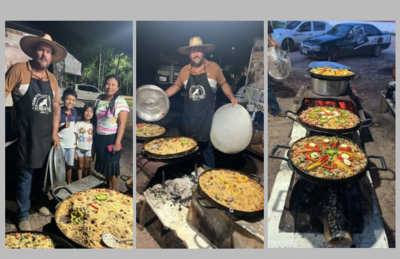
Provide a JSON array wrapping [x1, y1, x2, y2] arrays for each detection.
[[210, 54, 213, 57], [232, 47, 235, 50]]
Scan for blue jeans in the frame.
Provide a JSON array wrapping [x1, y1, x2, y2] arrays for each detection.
[[268, 78, 282, 116], [16, 167, 44, 221], [198, 141, 215, 169]]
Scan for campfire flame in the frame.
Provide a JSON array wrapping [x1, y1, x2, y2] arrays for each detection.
[[304, 99, 356, 113]]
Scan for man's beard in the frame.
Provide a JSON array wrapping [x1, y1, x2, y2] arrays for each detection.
[[191, 56, 204, 67], [32, 58, 50, 70]]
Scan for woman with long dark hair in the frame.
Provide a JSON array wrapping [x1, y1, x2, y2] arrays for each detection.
[[93, 75, 129, 190]]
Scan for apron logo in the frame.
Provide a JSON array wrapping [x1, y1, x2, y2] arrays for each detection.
[[32, 94, 52, 114], [189, 85, 206, 101]]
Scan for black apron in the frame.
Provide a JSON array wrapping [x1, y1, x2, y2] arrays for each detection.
[[14, 71, 53, 169], [183, 66, 215, 142]]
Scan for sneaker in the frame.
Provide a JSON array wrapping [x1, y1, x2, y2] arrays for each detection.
[[35, 206, 52, 217], [275, 111, 286, 118], [18, 221, 32, 231]]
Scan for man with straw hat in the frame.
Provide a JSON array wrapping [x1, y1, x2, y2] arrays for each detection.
[[5, 33, 67, 231], [165, 37, 238, 169]]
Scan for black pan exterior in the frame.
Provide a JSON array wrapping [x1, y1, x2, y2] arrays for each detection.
[[142, 136, 198, 160], [286, 97, 363, 135], [309, 70, 355, 81], [287, 135, 369, 185], [197, 168, 264, 218], [6, 231, 75, 248]]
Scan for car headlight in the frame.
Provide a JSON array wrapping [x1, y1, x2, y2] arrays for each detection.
[[158, 76, 168, 82], [275, 33, 282, 38], [310, 45, 321, 51]]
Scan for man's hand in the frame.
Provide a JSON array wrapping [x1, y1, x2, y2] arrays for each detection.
[[231, 97, 239, 107], [74, 149, 78, 160], [270, 40, 278, 48], [52, 133, 60, 149]]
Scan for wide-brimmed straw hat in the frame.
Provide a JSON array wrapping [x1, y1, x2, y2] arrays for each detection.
[[20, 33, 67, 64], [178, 37, 215, 55]]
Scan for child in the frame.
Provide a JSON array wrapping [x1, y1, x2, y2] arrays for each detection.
[[74, 103, 95, 180], [58, 89, 78, 184]]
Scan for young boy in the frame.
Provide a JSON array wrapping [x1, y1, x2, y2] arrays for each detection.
[[58, 89, 78, 184]]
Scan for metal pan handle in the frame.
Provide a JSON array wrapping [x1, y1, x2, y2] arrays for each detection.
[[196, 197, 217, 209], [269, 145, 290, 161], [360, 118, 375, 128], [367, 156, 388, 171], [350, 75, 361, 80], [120, 175, 130, 181], [191, 135, 201, 142], [249, 174, 262, 183], [52, 186, 73, 204], [284, 110, 297, 122]]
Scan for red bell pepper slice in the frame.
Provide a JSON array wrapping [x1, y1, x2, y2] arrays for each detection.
[[338, 146, 352, 152], [88, 203, 99, 210], [321, 141, 329, 149], [323, 161, 338, 170], [173, 138, 179, 142], [305, 142, 318, 149], [331, 139, 339, 149]]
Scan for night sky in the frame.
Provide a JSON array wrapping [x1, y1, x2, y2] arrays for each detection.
[[136, 21, 264, 87], [6, 21, 133, 58]]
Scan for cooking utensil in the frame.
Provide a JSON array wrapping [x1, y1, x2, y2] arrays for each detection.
[[309, 77, 349, 96], [309, 68, 356, 81], [284, 97, 374, 135], [136, 123, 167, 141], [210, 104, 253, 154], [228, 195, 234, 213], [102, 233, 133, 248], [269, 135, 387, 185], [120, 175, 133, 193], [197, 168, 263, 218], [52, 186, 133, 249], [141, 136, 199, 160], [5, 231, 75, 249], [136, 85, 170, 122], [268, 47, 291, 79]]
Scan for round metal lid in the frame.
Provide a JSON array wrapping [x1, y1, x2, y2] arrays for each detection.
[[210, 104, 253, 154], [309, 61, 350, 70], [53, 147, 66, 186], [136, 85, 170, 122], [268, 47, 291, 80]]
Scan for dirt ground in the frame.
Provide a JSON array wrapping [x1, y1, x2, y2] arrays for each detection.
[[267, 38, 396, 247]]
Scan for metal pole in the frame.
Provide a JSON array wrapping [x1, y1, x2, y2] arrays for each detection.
[[98, 53, 101, 88]]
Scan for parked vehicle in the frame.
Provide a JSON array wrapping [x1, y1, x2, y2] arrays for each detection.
[[272, 21, 331, 51], [74, 84, 103, 102], [299, 23, 392, 61]]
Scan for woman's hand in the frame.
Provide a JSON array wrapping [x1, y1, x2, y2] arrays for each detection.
[[112, 143, 121, 154]]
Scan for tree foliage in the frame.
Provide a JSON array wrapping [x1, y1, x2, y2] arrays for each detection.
[[64, 40, 133, 96]]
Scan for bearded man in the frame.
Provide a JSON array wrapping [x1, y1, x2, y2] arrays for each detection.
[[165, 37, 238, 168], [5, 33, 66, 230]]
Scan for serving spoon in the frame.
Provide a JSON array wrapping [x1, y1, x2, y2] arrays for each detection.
[[102, 233, 133, 248]]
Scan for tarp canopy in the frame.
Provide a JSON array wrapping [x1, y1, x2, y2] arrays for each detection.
[[245, 37, 264, 113]]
